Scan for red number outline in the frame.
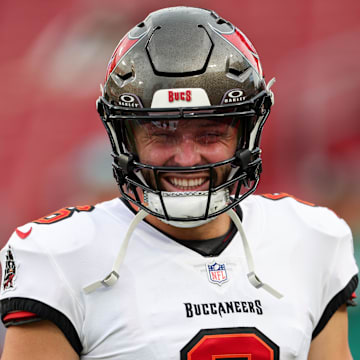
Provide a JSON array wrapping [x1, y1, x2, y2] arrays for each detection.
[[181, 327, 279, 360], [33, 205, 94, 225]]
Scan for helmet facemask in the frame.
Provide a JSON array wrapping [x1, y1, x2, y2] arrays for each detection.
[[98, 92, 271, 227]]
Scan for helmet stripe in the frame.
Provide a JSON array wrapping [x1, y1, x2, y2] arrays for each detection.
[[221, 28, 263, 77], [105, 34, 139, 83]]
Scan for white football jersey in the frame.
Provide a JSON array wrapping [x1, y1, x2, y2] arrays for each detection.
[[0, 194, 358, 360]]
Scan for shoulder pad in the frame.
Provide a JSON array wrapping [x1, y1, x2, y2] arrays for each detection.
[[259, 193, 350, 239]]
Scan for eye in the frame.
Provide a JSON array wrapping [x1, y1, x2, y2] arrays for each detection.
[[196, 132, 222, 144], [148, 131, 176, 143]]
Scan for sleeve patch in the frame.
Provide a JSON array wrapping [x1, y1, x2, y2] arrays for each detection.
[[2, 246, 18, 292]]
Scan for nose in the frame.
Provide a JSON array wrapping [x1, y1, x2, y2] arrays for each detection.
[[171, 137, 202, 166]]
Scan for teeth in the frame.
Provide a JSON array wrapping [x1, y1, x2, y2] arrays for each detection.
[[169, 177, 207, 188]]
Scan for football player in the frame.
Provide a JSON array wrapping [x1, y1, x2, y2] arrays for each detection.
[[0, 7, 358, 360]]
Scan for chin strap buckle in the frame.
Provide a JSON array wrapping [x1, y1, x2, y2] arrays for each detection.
[[248, 271, 283, 299], [101, 271, 119, 287], [247, 271, 263, 289]]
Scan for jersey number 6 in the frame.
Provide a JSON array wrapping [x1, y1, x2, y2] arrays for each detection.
[[181, 327, 279, 360]]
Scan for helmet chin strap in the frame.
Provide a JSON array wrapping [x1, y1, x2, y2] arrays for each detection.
[[226, 209, 283, 299], [83, 206, 283, 299], [83, 209, 148, 294]]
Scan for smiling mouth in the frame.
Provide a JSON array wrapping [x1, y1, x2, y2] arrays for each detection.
[[163, 176, 209, 191]]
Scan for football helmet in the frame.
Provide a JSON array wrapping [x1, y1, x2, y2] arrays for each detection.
[[97, 7, 274, 227]]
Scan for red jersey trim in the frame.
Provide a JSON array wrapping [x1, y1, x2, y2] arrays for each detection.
[[261, 193, 316, 207], [3, 310, 38, 322]]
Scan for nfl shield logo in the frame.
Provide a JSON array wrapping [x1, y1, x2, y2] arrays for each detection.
[[207, 262, 228, 285]]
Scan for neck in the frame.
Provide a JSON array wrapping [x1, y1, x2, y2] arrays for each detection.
[[145, 211, 231, 241]]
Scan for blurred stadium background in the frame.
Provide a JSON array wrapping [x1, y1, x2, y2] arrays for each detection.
[[0, 0, 359, 355]]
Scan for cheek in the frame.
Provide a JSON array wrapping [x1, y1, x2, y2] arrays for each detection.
[[207, 146, 233, 162], [137, 144, 172, 166], [201, 141, 237, 163], [133, 132, 170, 166]]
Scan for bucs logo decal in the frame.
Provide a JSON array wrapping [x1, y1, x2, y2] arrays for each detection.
[[3, 246, 17, 292], [168, 90, 192, 102]]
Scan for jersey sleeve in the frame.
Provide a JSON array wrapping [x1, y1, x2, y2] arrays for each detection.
[[310, 212, 358, 338], [260, 194, 358, 338], [0, 223, 85, 355]]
